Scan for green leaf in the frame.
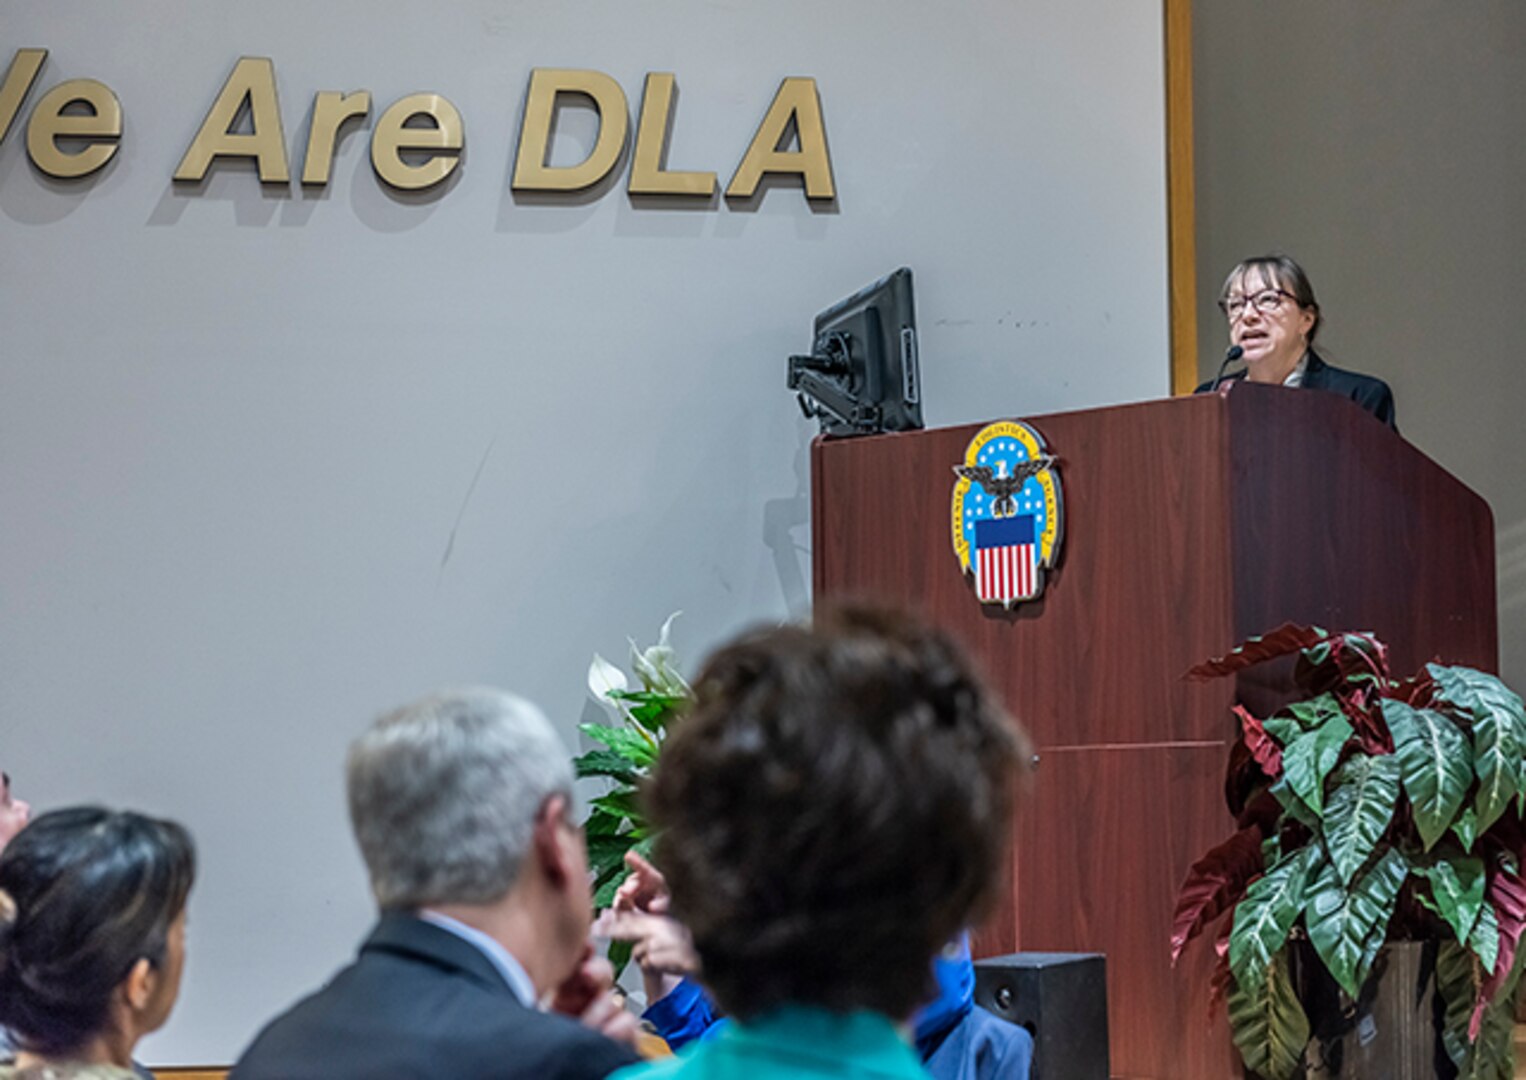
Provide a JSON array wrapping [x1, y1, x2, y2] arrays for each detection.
[[1465, 951, 1526, 1080], [607, 937, 635, 979], [593, 868, 625, 909], [1263, 716, 1303, 747], [607, 688, 688, 705], [606, 688, 689, 730], [1230, 848, 1315, 986], [1355, 913, 1386, 990], [1417, 855, 1487, 947], [1384, 699, 1473, 850], [1305, 846, 1408, 998], [1430, 664, 1526, 732], [1226, 950, 1309, 1080], [1439, 669, 1526, 835], [1284, 693, 1347, 732], [585, 831, 639, 881], [593, 834, 656, 912], [1269, 775, 1318, 828], [590, 790, 642, 821], [1465, 1004, 1517, 1080], [1323, 753, 1401, 885], [584, 809, 626, 837], [1436, 940, 1478, 1069], [1474, 714, 1522, 838], [578, 722, 657, 767], [1280, 711, 1353, 816], [1453, 806, 1481, 853], [631, 833, 655, 861], [627, 696, 688, 733], [1471, 900, 1501, 978], [573, 748, 642, 785], [1430, 664, 1526, 823]]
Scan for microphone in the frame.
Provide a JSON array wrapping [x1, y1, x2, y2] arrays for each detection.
[[1209, 345, 1245, 392]]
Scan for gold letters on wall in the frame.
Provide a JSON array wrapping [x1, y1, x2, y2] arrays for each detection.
[[27, 78, 121, 178], [371, 93, 463, 190], [0, 48, 47, 145], [2, 50, 122, 179], [513, 69, 630, 192], [629, 73, 715, 196], [302, 91, 371, 186], [0, 50, 837, 205], [726, 77, 834, 200], [174, 57, 289, 183]]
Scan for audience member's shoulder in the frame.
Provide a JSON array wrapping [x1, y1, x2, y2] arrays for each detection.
[[518, 1008, 643, 1080], [235, 976, 637, 1080], [0, 1066, 140, 1080], [607, 1056, 682, 1080], [967, 1005, 1033, 1073]]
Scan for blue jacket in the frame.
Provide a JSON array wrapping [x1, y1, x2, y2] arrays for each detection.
[[915, 938, 1032, 1080]]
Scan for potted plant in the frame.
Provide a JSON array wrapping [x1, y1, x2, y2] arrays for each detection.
[[1171, 624, 1526, 1080], [574, 614, 693, 968]]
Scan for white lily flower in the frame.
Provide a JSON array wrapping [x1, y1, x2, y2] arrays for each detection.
[[587, 652, 631, 719], [631, 612, 690, 696]]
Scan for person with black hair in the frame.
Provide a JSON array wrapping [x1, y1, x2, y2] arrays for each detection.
[[0, 772, 29, 854], [1196, 254, 1397, 430], [0, 769, 29, 1066], [611, 605, 1028, 1080], [0, 807, 195, 1080]]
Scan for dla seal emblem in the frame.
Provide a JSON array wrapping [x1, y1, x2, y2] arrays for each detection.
[[951, 420, 1063, 608]]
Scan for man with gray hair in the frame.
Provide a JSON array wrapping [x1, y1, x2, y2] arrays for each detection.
[[232, 689, 641, 1079]]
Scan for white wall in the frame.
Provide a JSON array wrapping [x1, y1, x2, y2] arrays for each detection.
[[1192, 2, 1525, 688], [0, 1, 1170, 1062]]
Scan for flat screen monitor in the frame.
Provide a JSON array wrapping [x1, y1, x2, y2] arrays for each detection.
[[787, 267, 923, 437]]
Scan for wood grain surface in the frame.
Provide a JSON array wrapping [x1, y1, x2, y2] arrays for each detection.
[[813, 389, 1496, 1078]]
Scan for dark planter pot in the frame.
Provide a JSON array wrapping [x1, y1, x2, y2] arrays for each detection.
[[1287, 939, 1454, 1080]]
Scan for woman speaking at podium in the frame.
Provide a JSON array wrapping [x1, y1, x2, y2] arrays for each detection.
[[1196, 254, 1397, 430]]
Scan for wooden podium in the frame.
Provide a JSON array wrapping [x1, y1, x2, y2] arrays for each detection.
[[810, 384, 1497, 1079]]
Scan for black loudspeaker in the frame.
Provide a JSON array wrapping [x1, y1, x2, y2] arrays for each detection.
[[973, 952, 1109, 1080]]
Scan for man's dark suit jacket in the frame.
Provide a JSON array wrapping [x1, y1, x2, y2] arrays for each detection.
[[231, 914, 640, 1080], [1195, 350, 1397, 431]]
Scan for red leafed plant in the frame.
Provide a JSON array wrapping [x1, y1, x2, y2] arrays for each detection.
[[1172, 624, 1526, 1080]]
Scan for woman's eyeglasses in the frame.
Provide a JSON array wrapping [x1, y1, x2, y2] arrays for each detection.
[[1219, 288, 1297, 321]]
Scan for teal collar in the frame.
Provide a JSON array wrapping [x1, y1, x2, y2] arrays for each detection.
[[716, 1006, 923, 1076]]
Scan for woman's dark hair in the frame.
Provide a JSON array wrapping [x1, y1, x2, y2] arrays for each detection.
[[648, 604, 1026, 1022], [0, 806, 195, 1055], [1220, 253, 1322, 344]]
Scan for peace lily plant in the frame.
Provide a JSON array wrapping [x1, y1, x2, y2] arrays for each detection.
[[575, 613, 693, 967], [1171, 624, 1526, 1080]]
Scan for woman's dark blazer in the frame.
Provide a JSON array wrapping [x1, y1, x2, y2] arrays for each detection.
[[1196, 350, 1397, 431]]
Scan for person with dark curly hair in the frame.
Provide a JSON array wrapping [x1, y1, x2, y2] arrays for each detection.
[[0, 807, 195, 1080], [600, 856, 1034, 1079], [611, 605, 1028, 1080]]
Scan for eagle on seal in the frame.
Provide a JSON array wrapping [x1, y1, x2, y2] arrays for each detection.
[[953, 456, 1056, 518]]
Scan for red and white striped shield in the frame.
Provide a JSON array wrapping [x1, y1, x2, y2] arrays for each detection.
[[973, 515, 1038, 605]]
